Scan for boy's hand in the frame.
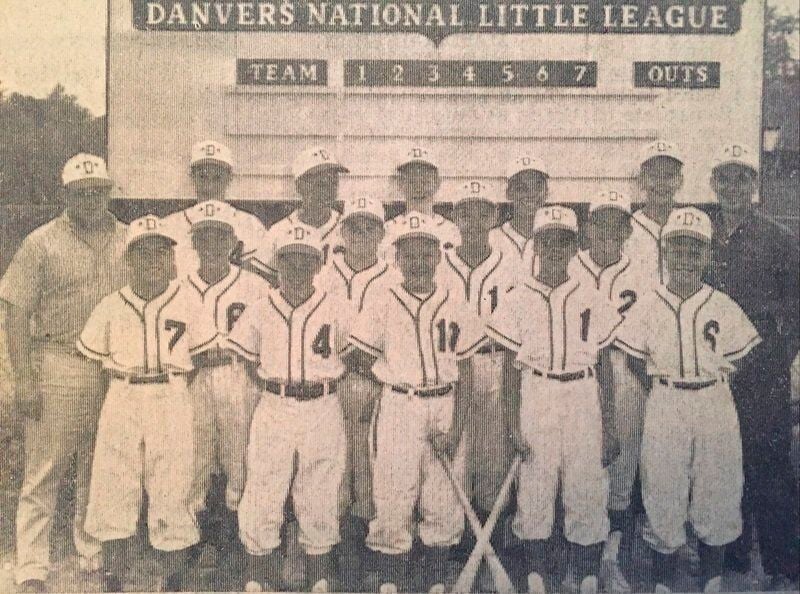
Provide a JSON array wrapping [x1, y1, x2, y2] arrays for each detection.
[[602, 432, 620, 468], [509, 429, 531, 460]]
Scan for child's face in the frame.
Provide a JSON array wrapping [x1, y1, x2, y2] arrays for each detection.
[[637, 157, 683, 204], [191, 163, 231, 201], [296, 168, 340, 206], [126, 236, 175, 289], [711, 163, 757, 213], [341, 215, 385, 253], [396, 236, 441, 290], [275, 250, 322, 290], [451, 201, 497, 238], [191, 225, 236, 265], [587, 210, 632, 267], [534, 228, 577, 275], [397, 163, 441, 203], [506, 171, 548, 217], [664, 236, 710, 285]]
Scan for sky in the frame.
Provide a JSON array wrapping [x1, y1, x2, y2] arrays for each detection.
[[0, 0, 798, 117]]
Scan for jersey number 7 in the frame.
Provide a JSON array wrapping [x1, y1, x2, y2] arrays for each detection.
[[165, 320, 186, 352]]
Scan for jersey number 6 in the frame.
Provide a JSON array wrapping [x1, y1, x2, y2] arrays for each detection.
[[164, 320, 186, 352]]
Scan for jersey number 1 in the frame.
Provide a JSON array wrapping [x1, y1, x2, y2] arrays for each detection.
[[312, 324, 332, 359]]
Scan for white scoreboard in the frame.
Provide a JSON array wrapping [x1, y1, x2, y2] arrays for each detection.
[[107, 0, 764, 204]]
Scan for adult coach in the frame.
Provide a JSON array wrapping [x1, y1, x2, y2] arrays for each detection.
[[0, 154, 128, 592], [705, 144, 799, 589]]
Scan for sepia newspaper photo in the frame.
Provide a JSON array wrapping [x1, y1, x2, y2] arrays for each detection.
[[0, 1, 798, 593]]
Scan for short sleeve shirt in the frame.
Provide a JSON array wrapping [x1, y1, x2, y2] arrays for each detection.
[[77, 280, 196, 374], [614, 284, 761, 379], [349, 278, 486, 387], [567, 251, 645, 316], [624, 210, 668, 288], [0, 213, 128, 345]]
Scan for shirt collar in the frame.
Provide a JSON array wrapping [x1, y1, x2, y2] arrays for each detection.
[[524, 275, 579, 300], [187, 265, 240, 296], [576, 250, 630, 279], [632, 209, 665, 238], [119, 280, 181, 316], [655, 283, 713, 312], [501, 221, 527, 251], [268, 285, 326, 321]]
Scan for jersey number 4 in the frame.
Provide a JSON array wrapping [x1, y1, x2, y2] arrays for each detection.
[[312, 324, 332, 359], [436, 319, 461, 352], [164, 320, 186, 352]]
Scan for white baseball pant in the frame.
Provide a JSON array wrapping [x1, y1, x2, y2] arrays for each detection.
[[189, 360, 258, 512], [367, 386, 466, 555], [15, 348, 103, 584], [467, 349, 512, 512], [607, 348, 648, 511], [641, 380, 743, 554], [513, 371, 609, 546], [238, 393, 346, 556], [85, 375, 199, 551]]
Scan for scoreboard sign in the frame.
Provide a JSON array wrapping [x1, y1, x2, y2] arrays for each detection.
[[108, 0, 764, 203]]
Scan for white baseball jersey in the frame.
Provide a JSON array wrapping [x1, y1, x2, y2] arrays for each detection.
[[624, 209, 668, 287], [320, 250, 391, 314], [567, 251, 643, 316], [258, 209, 343, 274], [487, 277, 622, 372], [488, 221, 537, 283], [77, 280, 195, 374], [182, 266, 272, 354], [614, 284, 761, 379], [438, 240, 516, 321], [349, 278, 486, 387], [226, 286, 350, 383], [164, 200, 266, 273]]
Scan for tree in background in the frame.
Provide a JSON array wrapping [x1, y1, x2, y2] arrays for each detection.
[[0, 84, 105, 204]]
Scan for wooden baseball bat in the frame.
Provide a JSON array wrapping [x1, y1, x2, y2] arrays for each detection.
[[438, 454, 518, 594]]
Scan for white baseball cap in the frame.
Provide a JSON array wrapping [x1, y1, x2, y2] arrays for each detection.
[[190, 140, 234, 169], [589, 190, 632, 215], [342, 197, 385, 223], [506, 155, 549, 180], [387, 212, 443, 245], [126, 215, 176, 250], [712, 143, 758, 174], [185, 200, 237, 233], [292, 146, 349, 180], [62, 153, 113, 189], [273, 223, 325, 258], [662, 207, 713, 244], [397, 146, 438, 171], [639, 140, 684, 167], [533, 205, 579, 234], [454, 180, 506, 205]]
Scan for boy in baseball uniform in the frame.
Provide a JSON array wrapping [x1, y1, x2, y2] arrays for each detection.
[[77, 215, 200, 592], [439, 181, 516, 578], [567, 191, 643, 593], [346, 214, 486, 593], [182, 200, 271, 569], [614, 207, 761, 593], [164, 140, 267, 276], [627, 141, 685, 286], [319, 197, 388, 590], [487, 206, 622, 594], [258, 147, 349, 283], [226, 225, 349, 593]]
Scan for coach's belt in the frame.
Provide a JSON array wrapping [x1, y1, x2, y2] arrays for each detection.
[[475, 342, 504, 355], [658, 377, 718, 390], [259, 379, 337, 400], [531, 367, 593, 382], [391, 384, 453, 398], [110, 370, 172, 384], [191, 350, 234, 369]]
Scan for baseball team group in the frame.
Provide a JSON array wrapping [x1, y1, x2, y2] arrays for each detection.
[[1, 139, 797, 594]]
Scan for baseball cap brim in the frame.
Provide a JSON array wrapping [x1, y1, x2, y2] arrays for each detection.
[[274, 243, 323, 258], [663, 229, 711, 244], [642, 154, 683, 167], [534, 222, 578, 235], [589, 203, 631, 215], [712, 159, 758, 174], [343, 211, 384, 224], [65, 177, 114, 190], [190, 219, 235, 233], [397, 159, 438, 172], [126, 232, 177, 250], [191, 158, 233, 170], [298, 162, 349, 179], [394, 231, 441, 245]]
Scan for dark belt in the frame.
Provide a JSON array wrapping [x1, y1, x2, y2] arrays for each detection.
[[259, 378, 337, 401], [532, 367, 593, 382], [391, 384, 453, 398], [658, 378, 718, 390], [191, 350, 234, 369], [476, 342, 504, 355], [111, 370, 171, 384]]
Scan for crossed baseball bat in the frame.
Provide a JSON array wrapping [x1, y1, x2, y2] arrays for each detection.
[[436, 452, 523, 593]]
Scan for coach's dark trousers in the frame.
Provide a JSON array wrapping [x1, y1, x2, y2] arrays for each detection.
[[727, 365, 799, 579]]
